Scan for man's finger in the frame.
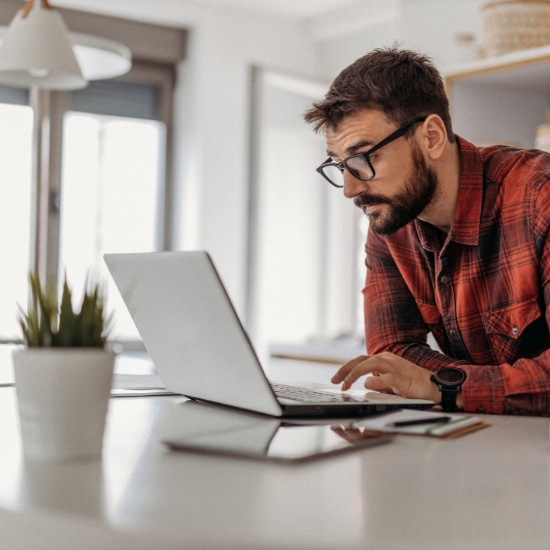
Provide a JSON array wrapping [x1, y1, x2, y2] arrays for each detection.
[[341, 363, 375, 391], [331, 355, 368, 383]]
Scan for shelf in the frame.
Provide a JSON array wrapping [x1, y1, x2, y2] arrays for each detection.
[[445, 46, 550, 149], [445, 44, 550, 91]]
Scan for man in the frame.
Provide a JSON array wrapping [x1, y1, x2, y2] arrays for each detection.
[[305, 47, 550, 415]]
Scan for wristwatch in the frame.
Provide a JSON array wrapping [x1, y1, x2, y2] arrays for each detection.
[[430, 367, 467, 412]]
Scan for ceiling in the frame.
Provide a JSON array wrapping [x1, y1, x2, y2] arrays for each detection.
[[183, 0, 366, 18], [49, 0, 401, 42], [51, 0, 379, 21]]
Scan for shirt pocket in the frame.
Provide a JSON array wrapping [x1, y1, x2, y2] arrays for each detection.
[[484, 299, 542, 341], [417, 301, 441, 326]]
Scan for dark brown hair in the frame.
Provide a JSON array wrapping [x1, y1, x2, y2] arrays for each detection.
[[304, 47, 455, 143]]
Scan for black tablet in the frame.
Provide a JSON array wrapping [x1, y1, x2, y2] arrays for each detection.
[[163, 423, 393, 462]]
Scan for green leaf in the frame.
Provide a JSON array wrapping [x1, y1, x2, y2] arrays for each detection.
[[54, 278, 76, 347], [17, 271, 112, 349]]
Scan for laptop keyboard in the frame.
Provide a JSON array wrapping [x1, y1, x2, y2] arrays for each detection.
[[270, 383, 368, 404]]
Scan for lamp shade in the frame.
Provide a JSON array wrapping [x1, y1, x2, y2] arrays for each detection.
[[72, 33, 131, 81], [0, 29, 133, 83], [0, 1, 87, 90]]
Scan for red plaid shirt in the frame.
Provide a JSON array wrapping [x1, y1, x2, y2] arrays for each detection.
[[364, 136, 550, 415]]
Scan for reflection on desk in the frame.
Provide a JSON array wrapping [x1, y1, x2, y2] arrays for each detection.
[[159, 400, 393, 461]]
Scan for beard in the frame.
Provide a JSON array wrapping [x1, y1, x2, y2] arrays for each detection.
[[354, 144, 439, 236]]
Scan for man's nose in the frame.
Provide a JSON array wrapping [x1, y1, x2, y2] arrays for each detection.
[[342, 169, 367, 199]]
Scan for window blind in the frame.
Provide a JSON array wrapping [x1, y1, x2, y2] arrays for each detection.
[[0, 85, 28, 106], [69, 80, 159, 120]]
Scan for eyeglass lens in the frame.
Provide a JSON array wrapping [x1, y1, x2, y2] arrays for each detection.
[[346, 156, 374, 179], [322, 164, 346, 187], [321, 156, 373, 187]]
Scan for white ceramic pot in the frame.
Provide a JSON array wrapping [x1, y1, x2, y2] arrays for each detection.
[[12, 348, 116, 462]]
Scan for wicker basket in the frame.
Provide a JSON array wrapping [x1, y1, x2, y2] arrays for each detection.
[[480, 0, 550, 57]]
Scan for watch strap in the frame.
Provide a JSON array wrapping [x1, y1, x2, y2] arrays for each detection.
[[439, 387, 459, 412]]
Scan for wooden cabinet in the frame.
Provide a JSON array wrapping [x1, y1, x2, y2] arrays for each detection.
[[445, 44, 550, 148]]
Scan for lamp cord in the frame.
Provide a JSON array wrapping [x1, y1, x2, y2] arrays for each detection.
[[22, 0, 53, 19]]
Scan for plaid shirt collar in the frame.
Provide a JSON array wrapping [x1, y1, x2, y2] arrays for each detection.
[[415, 135, 483, 252]]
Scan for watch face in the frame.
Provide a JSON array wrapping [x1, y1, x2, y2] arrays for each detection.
[[436, 367, 466, 386]]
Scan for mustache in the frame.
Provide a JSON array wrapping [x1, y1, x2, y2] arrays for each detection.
[[353, 194, 391, 209]]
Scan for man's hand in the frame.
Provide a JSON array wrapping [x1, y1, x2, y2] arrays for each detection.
[[331, 352, 440, 403]]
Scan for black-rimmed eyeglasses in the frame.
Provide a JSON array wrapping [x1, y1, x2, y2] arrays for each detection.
[[316, 116, 427, 188]]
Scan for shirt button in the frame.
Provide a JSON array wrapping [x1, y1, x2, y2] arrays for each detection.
[[512, 327, 519, 336], [449, 329, 457, 337], [440, 276, 449, 284], [476, 407, 486, 414]]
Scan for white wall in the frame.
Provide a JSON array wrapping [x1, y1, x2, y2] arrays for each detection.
[[55, 0, 321, 320], [451, 82, 548, 149], [171, 12, 320, 321], [315, 0, 486, 80]]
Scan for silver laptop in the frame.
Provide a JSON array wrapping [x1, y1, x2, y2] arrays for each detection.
[[104, 251, 433, 417]]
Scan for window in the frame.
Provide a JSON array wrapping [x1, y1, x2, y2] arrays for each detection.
[[55, 78, 167, 340], [0, 70, 175, 346], [58, 112, 165, 339], [0, 87, 33, 339], [0, 0, 186, 345]]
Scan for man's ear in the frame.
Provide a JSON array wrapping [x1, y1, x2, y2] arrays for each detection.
[[420, 114, 447, 161]]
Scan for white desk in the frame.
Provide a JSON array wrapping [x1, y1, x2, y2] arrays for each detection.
[[1, 361, 550, 549]]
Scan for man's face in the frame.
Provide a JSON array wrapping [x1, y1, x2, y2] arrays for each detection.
[[325, 109, 439, 236]]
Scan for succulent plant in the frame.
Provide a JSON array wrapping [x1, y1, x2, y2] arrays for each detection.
[[18, 273, 112, 348]]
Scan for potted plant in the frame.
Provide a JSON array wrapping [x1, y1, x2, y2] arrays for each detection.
[[13, 273, 116, 462]]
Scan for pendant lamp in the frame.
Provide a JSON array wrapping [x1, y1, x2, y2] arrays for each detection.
[[0, 0, 87, 90]]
